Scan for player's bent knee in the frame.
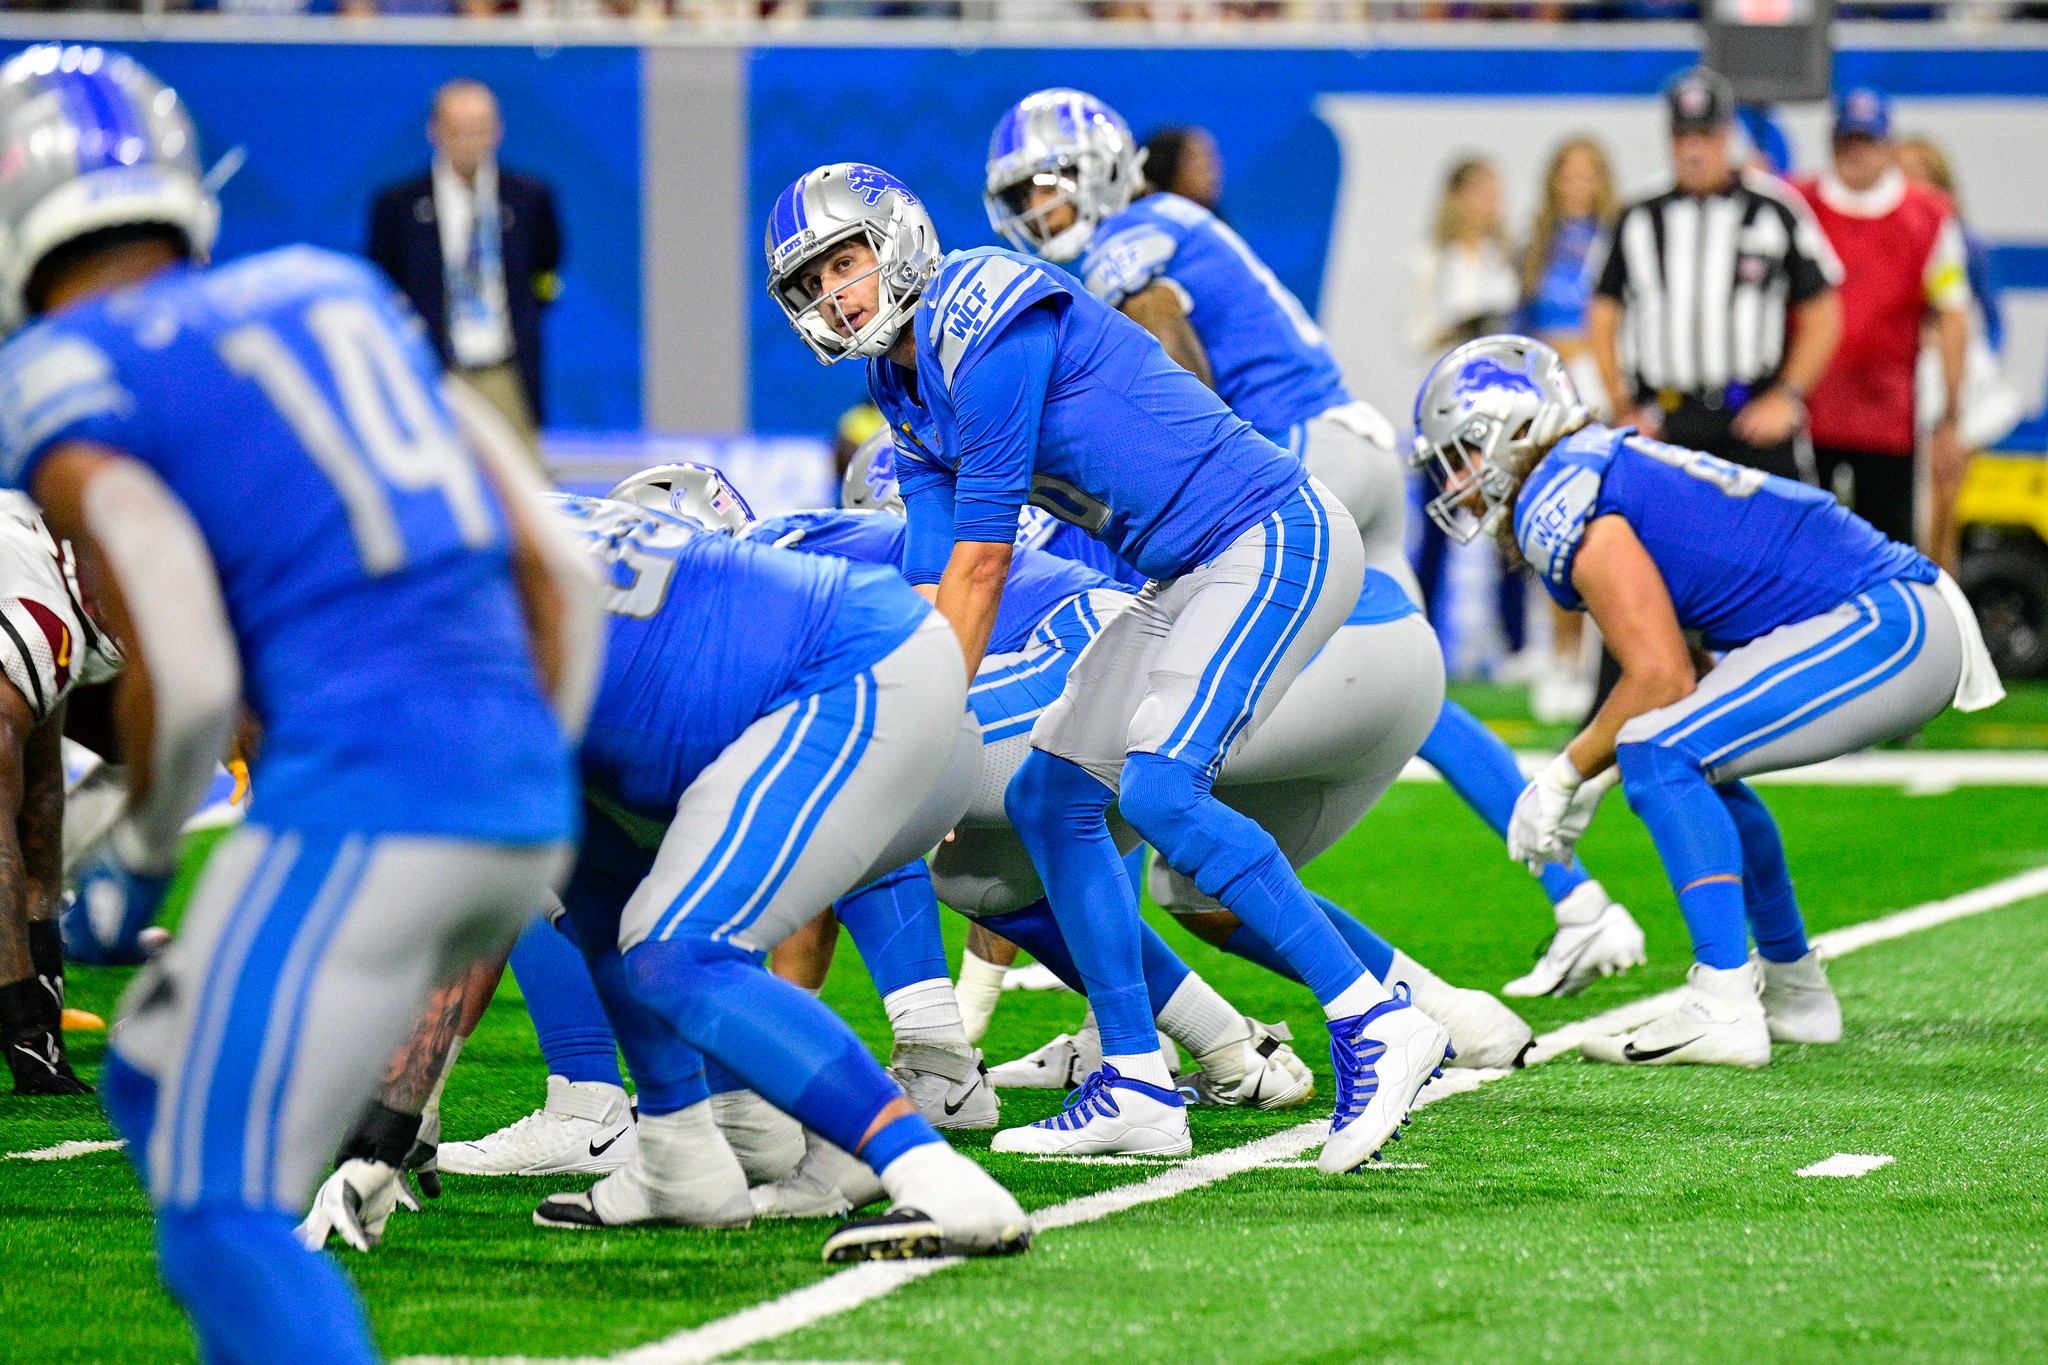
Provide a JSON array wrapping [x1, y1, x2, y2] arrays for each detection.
[[1117, 751, 1209, 858], [1006, 748, 1112, 835], [1616, 739, 1707, 813]]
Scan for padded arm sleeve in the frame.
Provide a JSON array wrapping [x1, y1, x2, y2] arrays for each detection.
[[83, 460, 239, 873], [949, 304, 1056, 545]]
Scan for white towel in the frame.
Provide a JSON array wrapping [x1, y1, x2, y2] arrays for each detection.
[[1933, 569, 2005, 713]]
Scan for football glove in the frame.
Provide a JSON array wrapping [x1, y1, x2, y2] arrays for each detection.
[[1507, 754, 1583, 871]]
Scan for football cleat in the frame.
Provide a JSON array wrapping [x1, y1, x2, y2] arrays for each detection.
[[438, 1076, 637, 1177], [535, 1108, 752, 1230], [1581, 961, 1772, 1067], [1184, 1019, 1314, 1110], [1385, 952, 1534, 1070], [710, 1087, 805, 1184], [989, 1063, 1192, 1157], [5, 1027, 91, 1096], [988, 1016, 1179, 1090], [1318, 1000, 1452, 1175], [1503, 886, 1647, 998], [1754, 949, 1842, 1044], [822, 1141, 1030, 1262], [298, 1159, 403, 1252], [750, 1128, 887, 1220], [889, 1044, 999, 1130]]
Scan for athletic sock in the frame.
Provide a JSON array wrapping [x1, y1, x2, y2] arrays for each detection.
[[1103, 1049, 1174, 1089], [1221, 922, 1302, 982], [981, 898, 1196, 1019], [159, 1206, 379, 1365], [860, 1110, 943, 1174], [1420, 699, 1592, 905], [1120, 751, 1366, 1008], [1323, 973, 1393, 1022], [836, 861, 951, 997], [26, 918, 65, 1021], [1720, 780, 1810, 963], [1156, 972, 1248, 1061], [1006, 752, 1154, 1059], [1310, 893, 1395, 982], [508, 914, 622, 1088], [881, 978, 970, 1051], [1619, 740, 1749, 970], [586, 948, 709, 1117], [954, 947, 1007, 1046]]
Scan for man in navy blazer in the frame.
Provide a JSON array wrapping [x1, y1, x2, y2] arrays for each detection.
[[368, 79, 562, 456]]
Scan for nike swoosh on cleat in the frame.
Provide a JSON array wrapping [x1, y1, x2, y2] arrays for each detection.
[[588, 1132, 622, 1158], [942, 1085, 981, 1117], [1622, 1036, 1703, 1062]]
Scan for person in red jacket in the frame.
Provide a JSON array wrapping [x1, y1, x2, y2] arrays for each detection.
[[1795, 87, 1972, 568]]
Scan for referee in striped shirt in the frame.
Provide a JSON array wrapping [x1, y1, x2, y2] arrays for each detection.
[[1588, 67, 1843, 482]]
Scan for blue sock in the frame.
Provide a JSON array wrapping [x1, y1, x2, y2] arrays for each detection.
[[585, 949, 708, 1116], [158, 1206, 377, 1365], [1421, 699, 1592, 905], [1006, 752, 1155, 1057], [1720, 781, 1809, 963], [836, 861, 950, 996], [508, 915, 622, 1088], [1120, 751, 1363, 1007], [982, 899, 1193, 1018], [1217, 894, 1394, 984], [623, 936, 930, 1160], [1619, 740, 1749, 969]]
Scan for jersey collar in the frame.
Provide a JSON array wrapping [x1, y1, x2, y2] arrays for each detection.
[[1816, 166, 1906, 219]]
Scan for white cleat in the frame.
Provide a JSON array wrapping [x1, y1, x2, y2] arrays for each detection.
[[534, 1101, 753, 1230], [298, 1159, 403, 1252], [710, 1088, 805, 1185], [1503, 884, 1648, 998], [1581, 961, 1773, 1068], [987, 1016, 1178, 1090], [821, 1141, 1031, 1262], [750, 1128, 886, 1220], [1184, 1019, 1314, 1110], [1318, 1000, 1452, 1176], [989, 1064, 1192, 1157], [438, 1076, 637, 1177], [1002, 962, 1071, 992], [1386, 951, 1534, 1070], [1755, 949, 1842, 1044], [889, 1044, 999, 1130]]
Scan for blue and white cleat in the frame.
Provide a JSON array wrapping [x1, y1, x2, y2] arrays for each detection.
[[988, 1063, 1193, 1157], [1317, 1000, 1453, 1175]]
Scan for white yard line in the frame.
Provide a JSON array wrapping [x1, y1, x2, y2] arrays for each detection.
[[4, 1138, 124, 1161], [1797, 1153, 1895, 1178], [1398, 749, 2048, 792], [393, 861, 2048, 1365]]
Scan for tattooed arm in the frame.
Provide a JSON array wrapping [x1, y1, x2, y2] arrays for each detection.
[[19, 699, 67, 935], [0, 682, 40, 989]]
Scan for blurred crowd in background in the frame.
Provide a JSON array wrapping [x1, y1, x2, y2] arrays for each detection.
[[6, 0, 2044, 23]]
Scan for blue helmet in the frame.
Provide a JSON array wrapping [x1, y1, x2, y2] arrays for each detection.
[[984, 88, 1144, 264], [1411, 335, 1587, 543], [0, 45, 217, 332]]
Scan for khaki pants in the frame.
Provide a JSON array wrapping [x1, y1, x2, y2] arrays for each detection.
[[460, 362, 541, 469]]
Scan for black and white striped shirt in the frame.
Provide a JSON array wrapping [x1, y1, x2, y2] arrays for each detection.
[[1593, 169, 1842, 401]]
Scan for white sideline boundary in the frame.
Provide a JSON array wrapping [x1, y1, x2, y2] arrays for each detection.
[[397, 862, 2048, 1365], [1398, 749, 2048, 794]]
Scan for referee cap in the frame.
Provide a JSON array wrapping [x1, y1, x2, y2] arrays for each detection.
[[1665, 67, 1734, 135]]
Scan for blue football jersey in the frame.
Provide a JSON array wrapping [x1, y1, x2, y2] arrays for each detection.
[[1079, 194, 1351, 442], [1515, 424, 1937, 650], [0, 247, 572, 841], [1014, 506, 1148, 589], [868, 246, 1307, 586], [749, 507, 1128, 656], [551, 496, 930, 822]]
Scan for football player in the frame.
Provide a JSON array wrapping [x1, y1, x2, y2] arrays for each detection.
[[0, 494, 121, 1094], [769, 165, 1449, 1173], [0, 45, 595, 1364], [1413, 335, 2003, 1067], [985, 87, 1644, 999]]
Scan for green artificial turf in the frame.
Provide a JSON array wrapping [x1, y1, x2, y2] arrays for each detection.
[[2, 782, 2044, 1364]]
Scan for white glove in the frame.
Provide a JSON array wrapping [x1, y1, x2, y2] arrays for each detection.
[[296, 1158, 403, 1252], [1507, 754, 1583, 872], [1552, 765, 1621, 865]]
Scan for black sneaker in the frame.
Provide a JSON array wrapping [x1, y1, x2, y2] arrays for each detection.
[[7, 1028, 92, 1096]]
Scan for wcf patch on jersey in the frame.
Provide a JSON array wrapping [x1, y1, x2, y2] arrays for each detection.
[[1519, 465, 1601, 588]]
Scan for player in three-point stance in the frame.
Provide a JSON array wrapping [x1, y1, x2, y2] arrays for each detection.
[[768, 161, 1450, 1173], [984, 86, 1645, 999], [0, 45, 597, 1363], [1412, 335, 2003, 1067]]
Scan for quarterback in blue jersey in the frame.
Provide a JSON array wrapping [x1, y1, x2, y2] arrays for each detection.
[[987, 88, 1647, 1001], [526, 495, 1028, 1260], [769, 161, 1449, 1172], [0, 47, 593, 1365], [1414, 336, 2004, 1068]]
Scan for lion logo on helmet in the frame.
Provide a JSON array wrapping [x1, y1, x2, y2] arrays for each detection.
[[844, 165, 917, 209], [1454, 354, 1542, 402]]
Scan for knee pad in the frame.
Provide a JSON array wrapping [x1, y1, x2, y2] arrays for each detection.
[[1005, 749, 1112, 836]]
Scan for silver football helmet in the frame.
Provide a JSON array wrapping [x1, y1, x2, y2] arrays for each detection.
[[1411, 335, 1589, 544], [765, 163, 941, 365], [984, 88, 1145, 264], [606, 462, 755, 534], [0, 45, 217, 333], [841, 428, 905, 517]]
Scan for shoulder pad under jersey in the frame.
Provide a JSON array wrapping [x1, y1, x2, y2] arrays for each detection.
[[924, 249, 1070, 391], [1515, 428, 1619, 603]]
